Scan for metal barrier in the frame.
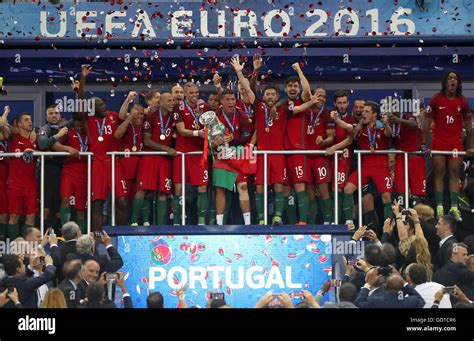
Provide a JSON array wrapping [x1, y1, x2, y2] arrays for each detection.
[[106, 148, 470, 228], [354, 149, 467, 226], [0, 151, 93, 235]]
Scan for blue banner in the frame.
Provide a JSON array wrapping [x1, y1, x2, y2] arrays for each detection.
[[0, 1, 473, 45], [117, 233, 334, 308]]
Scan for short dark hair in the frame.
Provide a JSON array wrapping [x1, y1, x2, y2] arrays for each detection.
[[208, 92, 219, 98], [448, 242, 468, 260], [23, 227, 38, 239], [47, 104, 59, 110], [285, 76, 299, 86], [365, 244, 383, 266], [441, 215, 457, 233], [63, 260, 83, 280], [145, 90, 160, 103], [364, 101, 380, 116], [17, 112, 31, 123], [86, 282, 104, 304], [339, 283, 358, 303], [220, 89, 236, 98], [147, 292, 164, 308], [263, 85, 279, 94], [333, 90, 349, 103], [407, 263, 428, 285], [381, 243, 397, 266], [3, 254, 21, 276]]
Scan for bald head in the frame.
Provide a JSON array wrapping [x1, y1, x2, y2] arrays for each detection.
[[160, 92, 174, 113], [386, 275, 405, 292]]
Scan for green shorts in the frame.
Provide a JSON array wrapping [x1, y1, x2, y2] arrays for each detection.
[[212, 168, 237, 191]]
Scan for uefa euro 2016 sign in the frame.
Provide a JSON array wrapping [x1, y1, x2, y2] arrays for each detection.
[[0, 1, 472, 45], [117, 234, 333, 308]]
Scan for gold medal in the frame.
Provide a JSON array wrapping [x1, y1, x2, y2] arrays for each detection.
[[265, 127, 270, 133], [132, 146, 137, 152], [248, 118, 252, 124], [193, 122, 199, 130], [160, 134, 166, 141], [98, 136, 104, 142]]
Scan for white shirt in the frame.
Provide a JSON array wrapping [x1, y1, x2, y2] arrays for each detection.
[[439, 235, 454, 248], [415, 282, 452, 308]]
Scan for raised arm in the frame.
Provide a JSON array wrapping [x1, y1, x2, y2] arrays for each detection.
[[292, 92, 319, 114], [382, 114, 393, 137], [114, 114, 133, 140], [0, 106, 11, 140], [230, 56, 255, 105], [212, 73, 224, 96], [249, 53, 262, 95], [119, 91, 137, 121], [330, 111, 354, 133], [292, 62, 311, 102]]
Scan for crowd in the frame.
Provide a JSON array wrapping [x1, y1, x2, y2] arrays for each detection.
[[0, 53, 473, 308]]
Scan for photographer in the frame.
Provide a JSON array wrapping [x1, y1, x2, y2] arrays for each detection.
[[315, 280, 358, 308], [393, 202, 434, 280], [66, 232, 123, 275], [355, 268, 425, 308], [1, 254, 56, 308]]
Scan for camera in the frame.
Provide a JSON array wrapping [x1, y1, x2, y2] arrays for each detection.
[[444, 286, 455, 295], [7, 286, 14, 294], [210, 292, 224, 300], [377, 267, 392, 277]]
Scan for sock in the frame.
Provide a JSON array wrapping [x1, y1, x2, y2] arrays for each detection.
[[156, 200, 168, 225], [243, 212, 251, 225], [173, 196, 182, 225], [450, 191, 460, 209], [223, 191, 232, 224], [60, 207, 71, 224], [322, 198, 334, 223], [197, 192, 209, 225], [384, 203, 392, 220], [435, 191, 444, 208], [141, 198, 151, 224], [255, 193, 264, 220], [284, 195, 298, 224], [0, 223, 6, 240], [274, 191, 284, 217], [296, 191, 308, 223], [77, 219, 87, 234], [342, 193, 354, 223], [7, 223, 20, 240], [307, 199, 318, 224], [216, 214, 224, 226], [209, 193, 216, 225], [363, 210, 379, 232], [130, 198, 144, 224]]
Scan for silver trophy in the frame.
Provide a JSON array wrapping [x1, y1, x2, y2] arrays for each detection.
[[199, 110, 234, 159]]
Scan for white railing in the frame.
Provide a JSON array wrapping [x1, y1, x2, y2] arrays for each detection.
[[0, 151, 93, 235], [354, 149, 466, 225]]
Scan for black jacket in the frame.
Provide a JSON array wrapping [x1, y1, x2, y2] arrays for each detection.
[[1, 264, 56, 308], [66, 245, 123, 275], [355, 284, 425, 308], [58, 278, 80, 308], [432, 261, 474, 301], [434, 236, 457, 271], [52, 240, 77, 283]]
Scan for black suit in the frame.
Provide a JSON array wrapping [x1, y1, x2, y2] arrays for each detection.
[[434, 236, 457, 270], [432, 261, 474, 301], [0, 264, 56, 308], [66, 245, 123, 275], [58, 278, 80, 308], [52, 240, 77, 283], [355, 284, 425, 308], [77, 279, 89, 300]]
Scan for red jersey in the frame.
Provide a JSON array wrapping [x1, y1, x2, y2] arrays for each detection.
[[392, 112, 422, 152], [335, 113, 357, 145], [284, 99, 308, 150], [427, 92, 471, 147], [118, 122, 144, 152], [306, 107, 335, 151], [145, 110, 175, 148], [217, 107, 245, 146], [86, 111, 120, 161], [174, 100, 209, 152], [255, 100, 286, 151], [8, 134, 37, 185], [358, 121, 390, 164], [60, 128, 88, 169], [236, 100, 255, 144]]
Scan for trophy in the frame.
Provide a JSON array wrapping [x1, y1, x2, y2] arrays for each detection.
[[199, 111, 234, 159]]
